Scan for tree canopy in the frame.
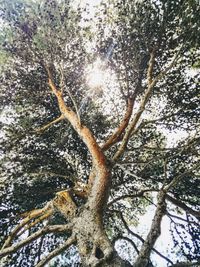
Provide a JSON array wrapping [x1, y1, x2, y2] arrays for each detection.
[[0, 0, 199, 266]]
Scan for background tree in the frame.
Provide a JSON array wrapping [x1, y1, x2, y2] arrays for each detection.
[[0, 0, 199, 266]]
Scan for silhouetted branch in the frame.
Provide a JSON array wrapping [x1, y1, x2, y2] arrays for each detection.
[[36, 235, 76, 267], [0, 224, 73, 258], [108, 189, 155, 207], [117, 210, 173, 265], [169, 261, 200, 267], [166, 194, 200, 220]]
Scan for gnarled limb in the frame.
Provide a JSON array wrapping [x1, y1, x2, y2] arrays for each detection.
[[1, 187, 80, 253], [53, 190, 77, 219], [45, 65, 119, 266]]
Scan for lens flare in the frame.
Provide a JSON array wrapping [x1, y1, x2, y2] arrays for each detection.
[[86, 58, 106, 88]]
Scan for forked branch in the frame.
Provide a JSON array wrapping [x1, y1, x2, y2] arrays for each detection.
[[46, 65, 110, 215], [118, 210, 173, 265], [166, 194, 200, 220], [113, 51, 179, 162]]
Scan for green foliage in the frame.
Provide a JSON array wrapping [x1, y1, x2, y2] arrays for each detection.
[[0, 0, 199, 266]]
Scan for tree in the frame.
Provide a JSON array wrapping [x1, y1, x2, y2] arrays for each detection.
[[0, 0, 199, 266]]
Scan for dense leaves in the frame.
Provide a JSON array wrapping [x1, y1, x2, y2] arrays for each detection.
[[0, 0, 199, 266]]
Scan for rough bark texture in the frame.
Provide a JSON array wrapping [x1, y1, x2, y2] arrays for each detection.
[[134, 190, 166, 267], [46, 68, 129, 266]]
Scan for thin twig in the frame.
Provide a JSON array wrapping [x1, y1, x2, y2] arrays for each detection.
[[34, 115, 64, 133]]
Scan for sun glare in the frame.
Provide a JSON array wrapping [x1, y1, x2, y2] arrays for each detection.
[[86, 58, 106, 88]]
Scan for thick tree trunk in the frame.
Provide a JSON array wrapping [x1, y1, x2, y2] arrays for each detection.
[[46, 69, 133, 266], [71, 204, 132, 267]]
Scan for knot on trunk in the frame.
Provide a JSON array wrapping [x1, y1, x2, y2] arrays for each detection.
[[53, 190, 77, 219]]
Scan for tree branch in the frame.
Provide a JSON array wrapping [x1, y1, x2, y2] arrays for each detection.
[[59, 64, 81, 123], [166, 194, 200, 220], [0, 224, 72, 259], [108, 189, 155, 207], [167, 212, 199, 225], [113, 52, 179, 162], [113, 235, 139, 254], [169, 261, 200, 267], [134, 190, 167, 267], [17, 210, 53, 238], [35, 235, 76, 267], [101, 97, 134, 151], [164, 164, 200, 192], [115, 163, 148, 180], [34, 115, 65, 133], [117, 211, 173, 265], [2, 203, 53, 249], [45, 66, 110, 216]]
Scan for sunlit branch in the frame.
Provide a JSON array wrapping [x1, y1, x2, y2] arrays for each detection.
[[101, 97, 134, 151], [0, 224, 72, 259], [2, 203, 53, 249], [113, 235, 139, 254], [166, 194, 200, 220], [46, 65, 110, 214], [113, 52, 179, 162], [34, 115, 65, 133], [59, 65, 81, 123], [35, 236, 76, 267]]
